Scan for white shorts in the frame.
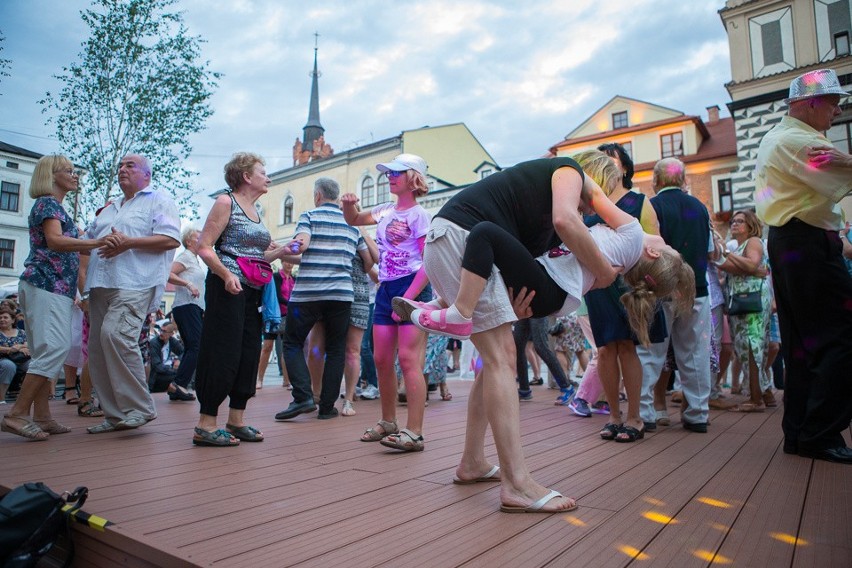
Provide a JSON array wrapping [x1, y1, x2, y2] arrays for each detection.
[[18, 280, 73, 379], [422, 218, 517, 334]]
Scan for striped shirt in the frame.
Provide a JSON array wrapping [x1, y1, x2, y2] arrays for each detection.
[[289, 203, 365, 303]]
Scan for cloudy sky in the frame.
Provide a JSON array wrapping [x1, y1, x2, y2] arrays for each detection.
[[0, 0, 731, 217]]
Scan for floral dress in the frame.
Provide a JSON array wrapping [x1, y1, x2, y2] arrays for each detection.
[[727, 238, 772, 392], [553, 314, 586, 353]]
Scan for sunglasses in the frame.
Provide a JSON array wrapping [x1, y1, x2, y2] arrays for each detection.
[[387, 170, 406, 178]]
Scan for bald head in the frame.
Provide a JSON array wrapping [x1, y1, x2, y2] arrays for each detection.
[[653, 158, 686, 192]]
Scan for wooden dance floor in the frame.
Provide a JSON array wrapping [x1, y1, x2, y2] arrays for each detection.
[[1, 378, 850, 567]]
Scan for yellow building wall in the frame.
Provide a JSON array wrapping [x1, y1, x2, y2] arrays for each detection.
[[402, 123, 495, 185], [570, 97, 682, 138]]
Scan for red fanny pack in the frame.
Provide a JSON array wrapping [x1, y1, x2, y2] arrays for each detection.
[[234, 257, 273, 287]]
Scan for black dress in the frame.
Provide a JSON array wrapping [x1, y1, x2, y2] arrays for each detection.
[[583, 191, 667, 346]]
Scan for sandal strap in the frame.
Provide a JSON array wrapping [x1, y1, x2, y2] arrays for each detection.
[[377, 419, 398, 433]]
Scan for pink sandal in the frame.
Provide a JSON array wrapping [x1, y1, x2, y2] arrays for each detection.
[[411, 308, 472, 340], [392, 297, 442, 322]]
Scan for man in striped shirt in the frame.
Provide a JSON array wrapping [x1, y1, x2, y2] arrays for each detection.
[[275, 178, 371, 421]]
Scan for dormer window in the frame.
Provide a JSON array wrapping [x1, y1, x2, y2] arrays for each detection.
[[612, 111, 628, 130]]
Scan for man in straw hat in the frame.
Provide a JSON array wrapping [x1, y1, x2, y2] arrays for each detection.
[[755, 68, 852, 464]]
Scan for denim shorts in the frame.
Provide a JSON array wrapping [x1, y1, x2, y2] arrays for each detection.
[[374, 273, 432, 326]]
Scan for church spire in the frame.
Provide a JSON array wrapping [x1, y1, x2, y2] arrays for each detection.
[[293, 33, 333, 166], [302, 32, 324, 151]]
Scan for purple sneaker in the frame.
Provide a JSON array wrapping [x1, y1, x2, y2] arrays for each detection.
[[591, 401, 610, 415], [568, 397, 592, 417]]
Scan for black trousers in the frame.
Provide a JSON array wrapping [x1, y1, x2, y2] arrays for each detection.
[[172, 303, 203, 389], [282, 300, 351, 413], [195, 273, 262, 416], [514, 317, 572, 390], [768, 219, 852, 451]]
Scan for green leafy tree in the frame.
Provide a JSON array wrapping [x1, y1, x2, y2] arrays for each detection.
[[40, 0, 220, 222]]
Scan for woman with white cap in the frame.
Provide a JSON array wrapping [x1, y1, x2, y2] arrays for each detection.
[[342, 154, 432, 451]]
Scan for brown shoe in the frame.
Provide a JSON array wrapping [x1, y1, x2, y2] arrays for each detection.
[[709, 397, 738, 410], [762, 390, 778, 407], [670, 390, 683, 404]]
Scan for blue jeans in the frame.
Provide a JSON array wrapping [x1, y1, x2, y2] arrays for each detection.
[[359, 303, 378, 387], [171, 303, 203, 389]]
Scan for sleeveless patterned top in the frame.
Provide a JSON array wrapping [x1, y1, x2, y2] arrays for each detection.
[[216, 192, 271, 289]]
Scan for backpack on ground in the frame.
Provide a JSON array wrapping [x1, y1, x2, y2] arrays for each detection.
[[0, 482, 88, 568]]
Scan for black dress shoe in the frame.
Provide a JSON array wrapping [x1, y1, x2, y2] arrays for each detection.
[[798, 445, 852, 464], [168, 385, 196, 401], [274, 400, 317, 421], [317, 407, 339, 420], [643, 421, 657, 432], [682, 421, 709, 433]]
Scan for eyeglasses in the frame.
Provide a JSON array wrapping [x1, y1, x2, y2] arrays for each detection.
[[387, 170, 406, 178], [55, 168, 79, 176], [730, 219, 745, 225]]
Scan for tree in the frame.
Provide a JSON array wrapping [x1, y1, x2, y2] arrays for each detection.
[[40, 0, 220, 222], [0, 32, 11, 93]]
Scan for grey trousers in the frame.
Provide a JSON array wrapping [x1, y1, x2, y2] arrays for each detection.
[[637, 295, 712, 426], [88, 287, 157, 424]]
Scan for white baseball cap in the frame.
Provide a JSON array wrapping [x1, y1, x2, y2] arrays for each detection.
[[377, 154, 427, 177]]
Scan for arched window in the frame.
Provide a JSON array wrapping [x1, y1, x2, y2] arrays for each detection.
[[377, 173, 390, 204], [282, 195, 294, 225], [361, 176, 375, 207]]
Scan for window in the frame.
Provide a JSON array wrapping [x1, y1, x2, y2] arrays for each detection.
[[0, 181, 20, 212], [716, 178, 733, 214], [361, 176, 375, 207], [612, 111, 628, 129], [0, 239, 13, 269], [5, 161, 18, 169], [827, 117, 852, 151], [282, 195, 294, 225], [376, 173, 390, 204], [660, 132, 684, 158], [480, 168, 493, 179], [816, 0, 852, 61], [621, 142, 633, 160], [749, 7, 795, 77]]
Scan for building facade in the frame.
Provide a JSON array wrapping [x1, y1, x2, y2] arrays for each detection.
[[721, 0, 852, 214], [260, 123, 499, 243], [0, 142, 43, 286], [548, 96, 738, 218]]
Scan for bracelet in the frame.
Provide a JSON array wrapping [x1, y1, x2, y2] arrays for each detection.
[[80, 292, 90, 301]]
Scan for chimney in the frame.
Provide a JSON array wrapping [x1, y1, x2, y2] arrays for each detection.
[[706, 105, 720, 123]]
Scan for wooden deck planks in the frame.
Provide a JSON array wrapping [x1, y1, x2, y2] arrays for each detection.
[[2, 379, 850, 567]]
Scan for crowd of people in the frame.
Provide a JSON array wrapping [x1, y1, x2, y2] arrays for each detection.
[[2, 68, 850, 517]]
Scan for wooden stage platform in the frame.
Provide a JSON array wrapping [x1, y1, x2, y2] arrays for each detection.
[[1, 379, 850, 567]]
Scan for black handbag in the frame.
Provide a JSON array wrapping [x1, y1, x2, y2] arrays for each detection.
[[727, 279, 764, 316], [0, 482, 88, 568]]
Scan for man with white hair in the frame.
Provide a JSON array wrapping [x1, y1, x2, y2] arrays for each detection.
[[82, 154, 181, 433], [755, 68, 852, 464]]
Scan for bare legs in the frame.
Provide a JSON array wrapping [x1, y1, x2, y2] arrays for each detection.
[[256, 338, 275, 389], [456, 324, 576, 512], [597, 340, 643, 434], [372, 323, 427, 435]]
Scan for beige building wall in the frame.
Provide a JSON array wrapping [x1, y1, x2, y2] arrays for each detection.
[[259, 123, 497, 244]]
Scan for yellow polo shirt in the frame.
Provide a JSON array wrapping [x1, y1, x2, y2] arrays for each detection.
[[754, 115, 852, 230]]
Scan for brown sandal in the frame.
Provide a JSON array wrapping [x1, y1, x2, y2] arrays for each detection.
[[34, 420, 71, 434], [1, 417, 49, 441], [360, 419, 398, 442], [78, 401, 105, 417]]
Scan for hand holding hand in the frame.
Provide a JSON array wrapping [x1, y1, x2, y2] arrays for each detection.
[[98, 228, 129, 258]]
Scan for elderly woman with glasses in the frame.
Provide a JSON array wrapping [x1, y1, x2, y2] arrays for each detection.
[[1, 155, 105, 441], [716, 210, 773, 412]]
